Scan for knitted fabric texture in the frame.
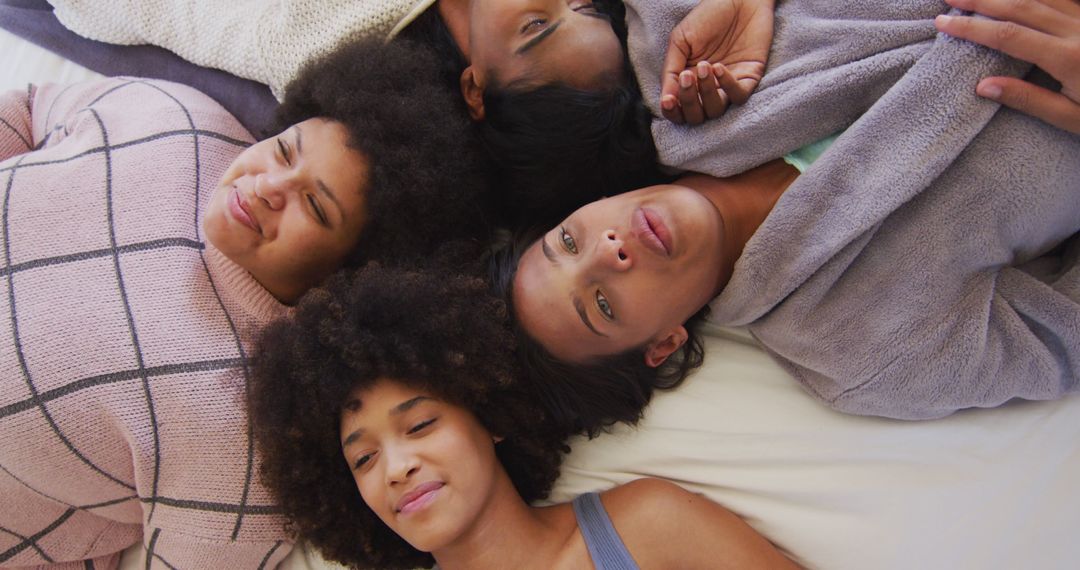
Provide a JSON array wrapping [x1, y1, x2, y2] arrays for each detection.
[[0, 77, 290, 569], [48, 0, 436, 99]]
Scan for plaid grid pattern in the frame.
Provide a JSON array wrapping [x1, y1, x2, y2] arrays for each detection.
[[0, 78, 290, 569]]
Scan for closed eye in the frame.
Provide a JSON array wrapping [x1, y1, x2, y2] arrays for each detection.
[[307, 194, 328, 226], [353, 452, 374, 470], [276, 138, 291, 165], [407, 418, 437, 435]]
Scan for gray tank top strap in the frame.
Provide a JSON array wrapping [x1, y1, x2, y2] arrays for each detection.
[[571, 492, 640, 570]]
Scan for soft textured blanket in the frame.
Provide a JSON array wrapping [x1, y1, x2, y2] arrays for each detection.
[[625, 0, 1080, 419]]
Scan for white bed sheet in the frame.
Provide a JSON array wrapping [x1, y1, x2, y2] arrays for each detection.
[[4, 28, 1078, 570]]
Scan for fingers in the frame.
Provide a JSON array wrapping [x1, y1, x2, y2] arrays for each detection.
[[697, 62, 731, 119], [934, 14, 1066, 76], [662, 63, 756, 125], [978, 76, 1080, 133], [677, 69, 707, 125], [711, 62, 749, 105], [661, 29, 693, 123], [942, 0, 1079, 36]]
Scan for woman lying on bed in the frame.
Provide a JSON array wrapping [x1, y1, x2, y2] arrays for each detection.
[[248, 262, 800, 570], [494, 0, 1080, 435], [0, 39, 488, 568]]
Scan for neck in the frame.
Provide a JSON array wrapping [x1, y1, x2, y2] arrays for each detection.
[[679, 159, 800, 292], [433, 478, 571, 570], [437, 0, 471, 60]]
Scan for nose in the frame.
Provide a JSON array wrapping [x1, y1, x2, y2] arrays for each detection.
[[252, 171, 297, 210], [596, 229, 632, 272], [384, 444, 420, 486]]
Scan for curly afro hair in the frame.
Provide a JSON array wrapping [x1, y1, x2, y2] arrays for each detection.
[[248, 260, 565, 569], [273, 38, 493, 266]]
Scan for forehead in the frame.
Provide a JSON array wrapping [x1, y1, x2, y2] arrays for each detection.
[[294, 118, 370, 196], [489, 10, 623, 89], [342, 381, 430, 419]]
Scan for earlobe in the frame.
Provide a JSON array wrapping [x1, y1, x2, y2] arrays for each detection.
[[643, 326, 689, 368], [459, 66, 486, 121]]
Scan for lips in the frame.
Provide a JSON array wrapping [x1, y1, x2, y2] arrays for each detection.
[[395, 481, 444, 515], [632, 207, 672, 256], [228, 186, 261, 233]]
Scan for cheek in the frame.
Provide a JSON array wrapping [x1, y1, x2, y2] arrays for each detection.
[[357, 477, 393, 525]]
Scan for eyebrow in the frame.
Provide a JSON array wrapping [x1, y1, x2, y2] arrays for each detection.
[[293, 125, 346, 223], [516, 19, 563, 55], [341, 396, 433, 448], [542, 235, 607, 339]]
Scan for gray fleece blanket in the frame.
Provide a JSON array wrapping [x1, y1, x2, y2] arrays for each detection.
[[624, 0, 1080, 419]]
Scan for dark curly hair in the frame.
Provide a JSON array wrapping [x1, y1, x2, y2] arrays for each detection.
[[248, 261, 565, 569], [398, 1, 667, 227], [489, 231, 709, 438], [273, 38, 493, 266]]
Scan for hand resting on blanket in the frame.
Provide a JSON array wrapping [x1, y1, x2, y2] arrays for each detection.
[[659, 0, 775, 125], [935, 0, 1080, 134]]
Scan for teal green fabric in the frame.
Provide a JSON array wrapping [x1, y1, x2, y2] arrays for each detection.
[[783, 132, 840, 173]]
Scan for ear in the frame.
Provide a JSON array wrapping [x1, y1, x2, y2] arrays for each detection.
[[643, 326, 689, 368], [459, 66, 486, 121]]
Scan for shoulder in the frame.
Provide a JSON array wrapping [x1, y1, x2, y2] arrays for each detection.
[[599, 479, 801, 569], [598, 478, 705, 551], [601, 477, 695, 516]]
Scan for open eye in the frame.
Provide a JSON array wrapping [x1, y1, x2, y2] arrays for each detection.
[[276, 138, 291, 165], [559, 226, 578, 254], [596, 290, 614, 320], [521, 17, 548, 33]]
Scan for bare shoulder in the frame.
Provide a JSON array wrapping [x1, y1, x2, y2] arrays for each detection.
[[601, 477, 695, 517], [599, 478, 801, 570]]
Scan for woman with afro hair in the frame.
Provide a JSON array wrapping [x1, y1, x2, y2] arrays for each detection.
[[248, 262, 799, 569], [0, 38, 488, 568]]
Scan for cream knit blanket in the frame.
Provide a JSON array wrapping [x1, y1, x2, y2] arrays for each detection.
[[48, 0, 435, 98]]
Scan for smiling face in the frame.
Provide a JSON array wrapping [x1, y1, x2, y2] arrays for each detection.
[[340, 380, 505, 554], [203, 118, 369, 303], [460, 0, 624, 116], [513, 184, 726, 365]]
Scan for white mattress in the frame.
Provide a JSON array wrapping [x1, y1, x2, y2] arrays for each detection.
[[4, 26, 1079, 570]]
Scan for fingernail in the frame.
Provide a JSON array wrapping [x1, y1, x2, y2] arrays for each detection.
[[697, 61, 710, 79], [935, 15, 952, 27], [978, 83, 1002, 99], [661, 95, 676, 110], [680, 71, 693, 88]]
